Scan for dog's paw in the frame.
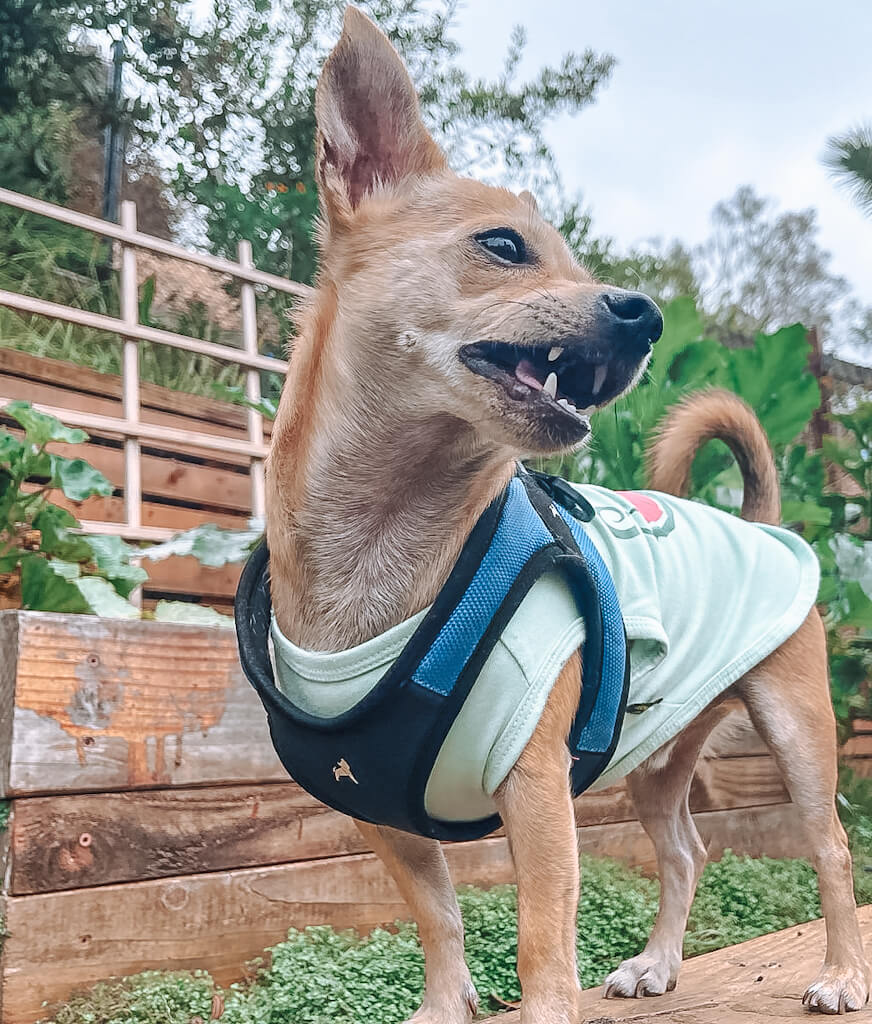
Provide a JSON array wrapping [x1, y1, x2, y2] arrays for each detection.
[[404, 981, 478, 1024], [603, 953, 677, 999], [803, 965, 870, 1014]]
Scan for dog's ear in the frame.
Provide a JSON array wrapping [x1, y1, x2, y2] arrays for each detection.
[[315, 6, 446, 227], [519, 190, 539, 213]]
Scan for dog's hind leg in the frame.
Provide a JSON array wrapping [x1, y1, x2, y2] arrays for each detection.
[[738, 610, 870, 1013], [494, 653, 584, 1024], [603, 701, 732, 999], [355, 820, 478, 1024]]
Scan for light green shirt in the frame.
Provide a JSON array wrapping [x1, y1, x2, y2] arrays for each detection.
[[272, 486, 819, 824]]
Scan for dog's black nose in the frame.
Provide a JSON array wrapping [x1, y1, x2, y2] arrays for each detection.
[[600, 291, 664, 346]]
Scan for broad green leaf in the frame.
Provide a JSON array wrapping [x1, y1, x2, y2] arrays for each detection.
[[781, 501, 832, 527], [4, 402, 87, 445], [20, 555, 89, 612], [839, 582, 872, 630], [0, 432, 23, 464], [50, 455, 113, 502], [83, 534, 148, 596], [141, 523, 261, 568], [646, 297, 703, 386], [0, 552, 19, 572], [74, 577, 140, 619], [153, 600, 234, 628], [33, 503, 91, 561]]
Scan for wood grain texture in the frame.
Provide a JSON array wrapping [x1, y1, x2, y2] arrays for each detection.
[[0, 347, 274, 437], [0, 612, 18, 797], [7, 756, 789, 894], [0, 802, 807, 1023], [2, 611, 285, 797], [482, 905, 872, 1023]]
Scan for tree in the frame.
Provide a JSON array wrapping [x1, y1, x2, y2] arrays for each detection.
[[562, 186, 855, 348], [144, 0, 615, 284], [696, 186, 850, 343], [824, 123, 872, 217]]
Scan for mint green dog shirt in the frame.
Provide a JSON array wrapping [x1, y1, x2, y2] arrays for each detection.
[[271, 486, 819, 824]]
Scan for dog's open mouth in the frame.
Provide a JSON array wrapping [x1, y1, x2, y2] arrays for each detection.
[[459, 341, 637, 426]]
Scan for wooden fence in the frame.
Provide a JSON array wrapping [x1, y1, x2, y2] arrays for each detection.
[[0, 347, 271, 612], [0, 185, 312, 610]]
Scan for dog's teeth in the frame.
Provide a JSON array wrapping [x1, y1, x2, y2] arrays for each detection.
[[543, 372, 558, 398], [548, 346, 564, 362], [592, 363, 607, 396], [557, 398, 569, 409]]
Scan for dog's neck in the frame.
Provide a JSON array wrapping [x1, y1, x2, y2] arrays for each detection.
[[266, 311, 514, 652]]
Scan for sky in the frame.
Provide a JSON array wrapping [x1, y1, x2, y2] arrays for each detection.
[[450, 0, 872, 310]]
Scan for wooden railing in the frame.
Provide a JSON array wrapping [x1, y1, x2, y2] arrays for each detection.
[[0, 186, 312, 544]]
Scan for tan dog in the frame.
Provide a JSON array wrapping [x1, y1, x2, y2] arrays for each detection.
[[265, 8, 869, 1021]]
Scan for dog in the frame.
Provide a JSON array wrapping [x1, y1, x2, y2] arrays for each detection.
[[262, 8, 869, 1021]]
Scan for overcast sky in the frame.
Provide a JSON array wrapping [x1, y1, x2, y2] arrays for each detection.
[[450, 0, 872, 310]]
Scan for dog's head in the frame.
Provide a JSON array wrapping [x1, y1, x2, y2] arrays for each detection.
[[308, 7, 662, 457]]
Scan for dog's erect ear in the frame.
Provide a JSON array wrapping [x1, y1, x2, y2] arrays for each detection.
[[315, 6, 446, 225], [518, 190, 539, 213]]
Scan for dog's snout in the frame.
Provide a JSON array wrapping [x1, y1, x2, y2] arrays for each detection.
[[599, 291, 664, 347]]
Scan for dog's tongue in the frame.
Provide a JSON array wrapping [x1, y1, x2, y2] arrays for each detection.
[[514, 358, 544, 390]]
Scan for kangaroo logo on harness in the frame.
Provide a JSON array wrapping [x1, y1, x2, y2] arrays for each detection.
[[333, 758, 359, 784]]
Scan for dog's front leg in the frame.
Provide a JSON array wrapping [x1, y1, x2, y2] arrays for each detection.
[[494, 653, 583, 1024], [356, 820, 478, 1024]]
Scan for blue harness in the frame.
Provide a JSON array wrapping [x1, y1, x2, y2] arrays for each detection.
[[235, 469, 629, 841]]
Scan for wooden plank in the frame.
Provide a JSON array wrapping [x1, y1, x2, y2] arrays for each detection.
[[0, 802, 806, 1023], [7, 782, 367, 895], [483, 904, 872, 1023], [0, 374, 263, 467], [0, 348, 274, 436], [0, 613, 18, 797], [4, 749, 788, 895], [2, 611, 286, 797], [7, 755, 789, 895], [47, 439, 254, 514], [64, 493, 250, 532]]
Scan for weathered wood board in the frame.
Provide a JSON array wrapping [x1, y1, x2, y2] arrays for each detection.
[[0, 611, 285, 797], [7, 754, 790, 895], [0, 611, 786, 799], [0, 802, 808, 1023], [483, 904, 872, 1023]]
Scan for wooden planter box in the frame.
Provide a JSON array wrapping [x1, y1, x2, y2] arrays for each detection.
[[0, 610, 808, 1023]]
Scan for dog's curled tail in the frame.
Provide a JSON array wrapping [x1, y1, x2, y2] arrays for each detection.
[[647, 389, 780, 525]]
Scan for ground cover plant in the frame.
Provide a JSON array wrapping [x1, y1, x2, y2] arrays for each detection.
[[42, 839, 872, 1024]]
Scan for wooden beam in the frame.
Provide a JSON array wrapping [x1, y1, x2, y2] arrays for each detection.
[[1, 611, 286, 797], [481, 905, 872, 1023], [7, 755, 789, 895], [0, 802, 807, 1023]]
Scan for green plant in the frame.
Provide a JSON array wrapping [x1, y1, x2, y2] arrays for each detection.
[[0, 401, 146, 616], [0, 401, 257, 622]]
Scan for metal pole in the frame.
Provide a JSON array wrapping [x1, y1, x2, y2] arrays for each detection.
[[102, 39, 125, 224], [238, 239, 266, 527], [120, 200, 143, 605]]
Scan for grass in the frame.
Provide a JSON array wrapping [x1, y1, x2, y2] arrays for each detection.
[[0, 211, 250, 399], [40, 837, 872, 1024]]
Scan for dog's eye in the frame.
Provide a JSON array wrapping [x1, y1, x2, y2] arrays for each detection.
[[475, 229, 528, 265]]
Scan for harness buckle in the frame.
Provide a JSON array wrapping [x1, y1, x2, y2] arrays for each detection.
[[526, 469, 596, 523]]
